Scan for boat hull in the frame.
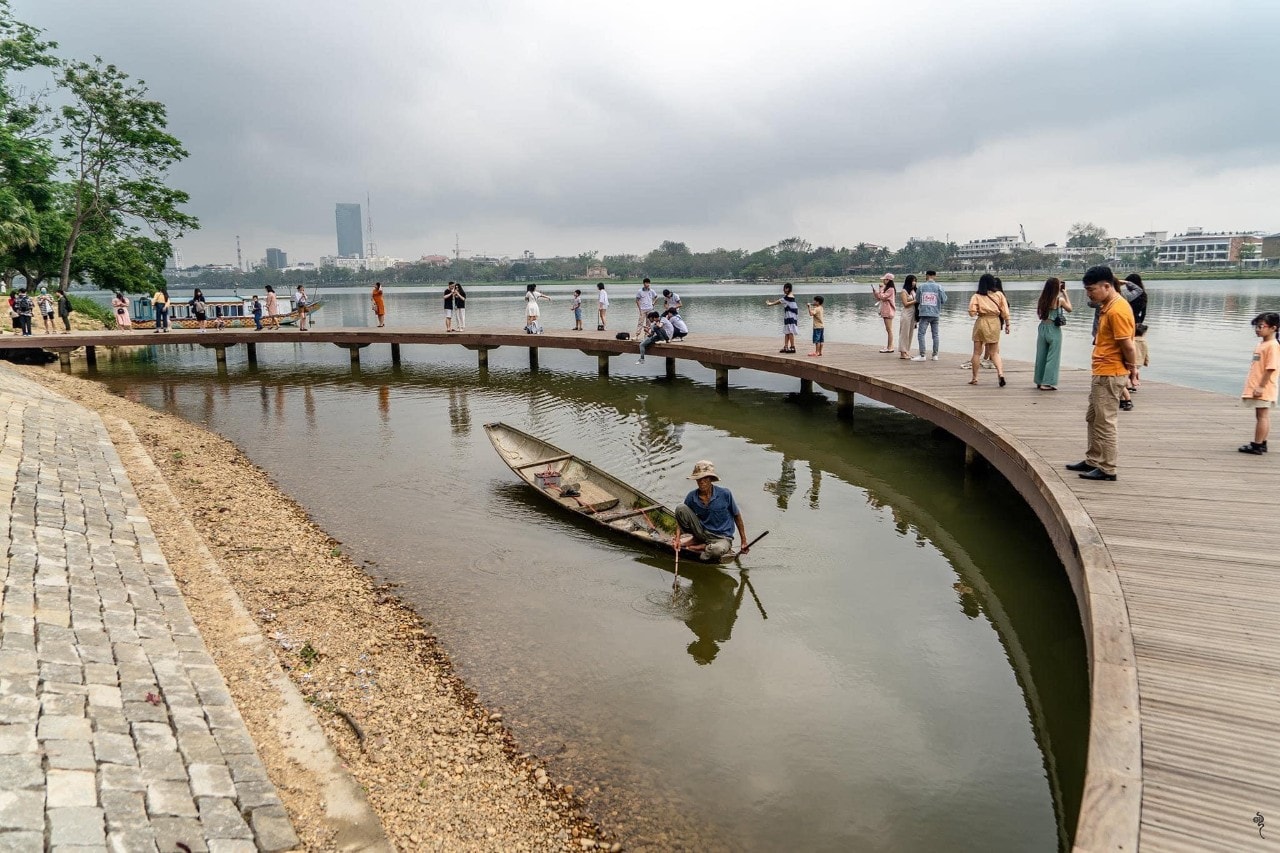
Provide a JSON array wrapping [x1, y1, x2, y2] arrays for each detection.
[[484, 421, 734, 562]]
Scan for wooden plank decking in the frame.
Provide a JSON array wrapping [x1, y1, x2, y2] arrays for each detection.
[[6, 325, 1277, 852]]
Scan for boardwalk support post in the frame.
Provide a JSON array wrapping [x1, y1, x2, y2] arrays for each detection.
[[836, 390, 854, 421], [463, 345, 497, 369], [390, 342, 401, 365], [214, 346, 227, 364], [800, 378, 813, 396], [336, 342, 369, 364], [84, 346, 97, 370], [529, 348, 539, 372], [245, 342, 257, 366], [965, 445, 978, 467], [698, 362, 738, 394], [580, 350, 614, 376], [55, 349, 72, 372], [666, 357, 676, 380]]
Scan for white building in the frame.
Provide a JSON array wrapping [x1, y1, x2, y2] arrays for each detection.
[[319, 255, 399, 272], [1113, 231, 1167, 263], [1156, 228, 1263, 267], [953, 236, 1031, 264]]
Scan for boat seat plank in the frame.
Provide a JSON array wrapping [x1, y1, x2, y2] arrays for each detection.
[[549, 481, 619, 514], [514, 453, 575, 470], [597, 505, 664, 524]]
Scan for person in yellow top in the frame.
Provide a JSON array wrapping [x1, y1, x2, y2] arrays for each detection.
[[966, 274, 1010, 386], [806, 296, 825, 357], [1065, 267, 1137, 481], [1239, 311, 1279, 455]]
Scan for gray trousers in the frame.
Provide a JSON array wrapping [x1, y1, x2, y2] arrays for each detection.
[[674, 504, 733, 561], [917, 316, 939, 356]]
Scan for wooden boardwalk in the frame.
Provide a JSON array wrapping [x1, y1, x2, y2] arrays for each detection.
[[6, 325, 1278, 852]]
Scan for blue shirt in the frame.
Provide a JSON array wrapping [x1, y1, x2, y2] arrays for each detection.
[[683, 485, 740, 539], [916, 281, 947, 318]]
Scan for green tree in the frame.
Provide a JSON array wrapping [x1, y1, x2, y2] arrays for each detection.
[[55, 58, 198, 290], [0, 0, 58, 253], [1066, 222, 1108, 248]]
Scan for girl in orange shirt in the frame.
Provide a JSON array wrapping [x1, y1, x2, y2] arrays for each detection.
[[1239, 311, 1279, 455]]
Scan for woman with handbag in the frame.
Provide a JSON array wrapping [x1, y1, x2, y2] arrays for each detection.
[[1033, 277, 1072, 390], [897, 275, 918, 359], [966, 273, 1010, 386]]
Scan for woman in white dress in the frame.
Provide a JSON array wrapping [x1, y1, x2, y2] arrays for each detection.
[[524, 283, 550, 333]]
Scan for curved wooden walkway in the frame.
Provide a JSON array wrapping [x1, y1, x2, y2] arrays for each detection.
[[7, 325, 1278, 852]]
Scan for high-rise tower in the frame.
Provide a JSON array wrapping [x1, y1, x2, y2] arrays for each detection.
[[335, 203, 364, 258]]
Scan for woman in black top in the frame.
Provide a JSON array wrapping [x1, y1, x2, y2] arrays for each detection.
[[453, 283, 466, 331]]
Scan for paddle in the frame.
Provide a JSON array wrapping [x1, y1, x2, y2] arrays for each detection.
[[671, 526, 682, 590], [738, 530, 770, 556]]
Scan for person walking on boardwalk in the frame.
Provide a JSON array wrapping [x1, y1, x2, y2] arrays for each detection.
[[635, 278, 657, 336], [296, 285, 310, 330], [56, 287, 73, 333], [38, 288, 56, 334], [453, 282, 467, 330], [1066, 266, 1138, 481], [112, 291, 132, 331], [898, 275, 918, 359], [765, 282, 799, 353], [596, 282, 609, 330], [966, 274, 1010, 387], [673, 460, 751, 562], [912, 270, 947, 360], [807, 296, 825, 356], [264, 285, 281, 330], [1034, 277, 1072, 390], [1238, 311, 1279, 455], [250, 295, 263, 330], [371, 281, 386, 327], [873, 274, 897, 352]]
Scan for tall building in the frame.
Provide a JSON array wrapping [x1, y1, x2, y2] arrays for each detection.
[[265, 248, 288, 270], [335, 203, 363, 258]]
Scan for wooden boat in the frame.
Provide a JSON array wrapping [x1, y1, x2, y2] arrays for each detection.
[[127, 295, 324, 330], [484, 421, 737, 562]]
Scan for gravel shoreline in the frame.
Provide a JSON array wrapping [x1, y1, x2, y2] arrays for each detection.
[[18, 364, 619, 852]]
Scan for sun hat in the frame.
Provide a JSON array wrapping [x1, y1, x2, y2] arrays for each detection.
[[881, 273, 895, 282], [688, 460, 719, 481]]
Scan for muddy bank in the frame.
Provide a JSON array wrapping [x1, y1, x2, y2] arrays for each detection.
[[18, 365, 617, 852]]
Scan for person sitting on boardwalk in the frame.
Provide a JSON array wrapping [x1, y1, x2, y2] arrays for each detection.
[[765, 282, 799, 353], [664, 307, 688, 340], [674, 460, 751, 562], [1239, 311, 1279, 455], [636, 310, 672, 363], [1066, 266, 1138, 481], [912, 270, 947, 360]]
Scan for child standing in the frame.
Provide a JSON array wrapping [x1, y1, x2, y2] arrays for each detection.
[[1239, 312, 1279, 455], [571, 289, 583, 330], [1131, 323, 1149, 389], [765, 282, 799, 353], [807, 296, 825, 357]]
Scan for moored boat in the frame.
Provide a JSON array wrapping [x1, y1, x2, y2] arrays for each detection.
[[127, 294, 324, 330], [484, 421, 737, 562]]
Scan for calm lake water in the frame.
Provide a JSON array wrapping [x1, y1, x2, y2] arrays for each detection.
[[72, 278, 1279, 851]]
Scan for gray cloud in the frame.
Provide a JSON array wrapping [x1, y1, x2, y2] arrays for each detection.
[[16, 0, 1280, 263]]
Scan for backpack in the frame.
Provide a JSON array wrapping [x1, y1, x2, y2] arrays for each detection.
[[15, 294, 32, 314]]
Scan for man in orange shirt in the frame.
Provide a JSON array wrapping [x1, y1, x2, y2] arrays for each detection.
[[1066, 267, 1139, 481]]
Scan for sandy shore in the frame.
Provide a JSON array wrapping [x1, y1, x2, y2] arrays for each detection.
[[18, 364, 618, 852]]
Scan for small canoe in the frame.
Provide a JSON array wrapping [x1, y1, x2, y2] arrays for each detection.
[[484, 421, 735, 562]]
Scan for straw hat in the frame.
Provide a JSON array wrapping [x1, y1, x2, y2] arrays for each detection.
[[688, 460, 719, 481]]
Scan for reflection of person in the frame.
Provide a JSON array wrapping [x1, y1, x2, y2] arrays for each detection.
[[1066, 266, 1137, 481], [763, 456, 796, 509], [682, 570, 746, 666], [674, 460, 749, 562], [371, 281, 386, 327], [1238, 311, 1279, 455]]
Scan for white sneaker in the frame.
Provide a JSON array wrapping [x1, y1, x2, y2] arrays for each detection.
[[981, 359, 995, 370], [910, 355, 926, 361], [636, 358, 644, 364], [931, 355, 940, 361], [960, 362, 971, 369]]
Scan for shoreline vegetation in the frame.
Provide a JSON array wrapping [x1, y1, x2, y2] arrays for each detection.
[[17, 365, 619, 852]]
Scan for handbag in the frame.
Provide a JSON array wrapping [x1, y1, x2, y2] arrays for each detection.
[[1053, 309, 1066, 327]]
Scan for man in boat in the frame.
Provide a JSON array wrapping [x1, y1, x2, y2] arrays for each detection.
[[674, 460, 750, 562]]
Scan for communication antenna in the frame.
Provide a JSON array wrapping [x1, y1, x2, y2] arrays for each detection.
[[235, 235, 243, 272], [364, 191, 377, 259], [455, 233, 461, 262], [1019, 224, 1027, 244]]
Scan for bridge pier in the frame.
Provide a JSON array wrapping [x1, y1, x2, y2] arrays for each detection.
[[336, 342, 369, 364], [199, 343, 230, 364], [837, 390, 854, 421], [463, 344, 497, 369], [245, 342, 257, 366], [800, 378, 813, 396], [699, 362, 738, 394], [390, 342, 401, 365], [666, 357, 676, 380], [529, 348, 539, 372], [54, 349, 73, 372], [84, 346, 97, 371], [580, 350, 613, 376]]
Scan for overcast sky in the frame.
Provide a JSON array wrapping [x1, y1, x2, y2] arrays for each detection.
[[16, 0, 1280, 266]]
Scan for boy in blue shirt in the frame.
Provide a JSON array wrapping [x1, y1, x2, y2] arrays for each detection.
[[673, 460, 751, 561]]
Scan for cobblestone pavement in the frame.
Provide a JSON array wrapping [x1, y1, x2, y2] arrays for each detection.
[[1, 368, 299, 852]]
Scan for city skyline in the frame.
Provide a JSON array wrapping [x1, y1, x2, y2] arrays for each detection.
[[15, 0, 1280, 267]]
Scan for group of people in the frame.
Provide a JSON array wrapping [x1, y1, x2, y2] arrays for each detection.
[[7, 286, 73, 335]]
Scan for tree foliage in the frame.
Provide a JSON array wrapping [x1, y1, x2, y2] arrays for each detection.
[[0, 5, 196, 293], [1066, 222, 1109, 248]]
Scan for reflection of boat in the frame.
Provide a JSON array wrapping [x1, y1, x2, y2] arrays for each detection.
[[128, 295, 324, 329], [484, 421, 736, 562]]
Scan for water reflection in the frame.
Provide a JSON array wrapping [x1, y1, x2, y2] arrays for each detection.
[[762, 455, 798, 509]]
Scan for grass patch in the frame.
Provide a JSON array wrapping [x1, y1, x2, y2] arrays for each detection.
[[68, 294, 113, 326]]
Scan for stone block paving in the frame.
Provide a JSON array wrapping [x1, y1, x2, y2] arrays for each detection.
[[1, 369, 299, 851]]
